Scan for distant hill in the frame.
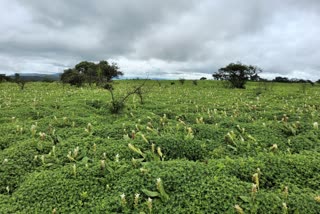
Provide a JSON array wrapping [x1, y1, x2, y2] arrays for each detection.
[[8, 73, 61, 81]]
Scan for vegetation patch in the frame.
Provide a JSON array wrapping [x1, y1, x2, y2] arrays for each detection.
[[1, 80, 320, 213]]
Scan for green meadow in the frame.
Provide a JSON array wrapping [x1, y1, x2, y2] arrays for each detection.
[[0, 80, 320, 213]]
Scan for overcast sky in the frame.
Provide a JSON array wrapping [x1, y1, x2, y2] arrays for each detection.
[[1, 0, 320, 80]]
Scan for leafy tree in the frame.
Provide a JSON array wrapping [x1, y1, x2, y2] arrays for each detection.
[[98, 60, 123, 83], [75, 61, 97, 86], [0, 74, 11, 82], [60, 60, 123, 86], [306, 80, 314, 86], [60, 69, 85, 87], [212, 73, 222, 80], [75, 61, 96, 74], [273, 76, 290, 83], [213, 62, 262, 88]]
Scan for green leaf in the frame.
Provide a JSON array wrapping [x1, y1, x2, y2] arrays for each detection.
[[128, 143, 145, 158], [227, 145, 237, 151], [239, 195, 251, 203], [81, 156, 90, 164], [106, 165, 114, 174], [142, 189, 160, 197]]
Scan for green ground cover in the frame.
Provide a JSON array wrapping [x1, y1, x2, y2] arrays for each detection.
[[0, 80, 319, 213]]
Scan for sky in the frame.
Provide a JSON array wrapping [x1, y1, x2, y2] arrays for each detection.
[[0, 0, 320, 80]]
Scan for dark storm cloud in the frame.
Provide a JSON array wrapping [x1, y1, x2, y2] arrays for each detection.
[[0, 0, 319, 80]]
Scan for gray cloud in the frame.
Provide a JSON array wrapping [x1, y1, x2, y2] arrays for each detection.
[[0, 0, 319, 80]]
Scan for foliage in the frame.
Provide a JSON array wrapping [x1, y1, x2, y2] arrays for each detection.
[[104, 80, 147, 114], [0, 80, 320, 213], [60, 69, 85, 87], [61, 60, 123, 86], [0, 74, 11, 83], [273, 76, 315, 85], [213, 62, 262, 88], [13, 73, 27, 90]]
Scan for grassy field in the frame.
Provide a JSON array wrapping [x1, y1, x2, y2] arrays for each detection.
[[0, 80, 320, 213]]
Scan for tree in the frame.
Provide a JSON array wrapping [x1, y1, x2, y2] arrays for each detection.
[[212, 73, 222, 80], [60, 68, 85, 87], [213, 62, 262, 88], [98, 61, 123, 83], [0, 74, 11, 82], [273, 76, 290, 83], [14, 73, 26, 90], [60, 60, 123, 86], [75, 61, 97, 86]]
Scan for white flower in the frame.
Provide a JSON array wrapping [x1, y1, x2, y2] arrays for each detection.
[[156, 178, 161, 184], [282, 202, 287, 209], [147, 197, 153, 210], [2, 158, 8, 164], [134, 193, 140, 207], [135, 193, 140, 199], [74, 146, 79, 157], [313, 122, 318, 130], [120, 193, 125, 199], [100, 160, 105, 169], [39, 132, 46, 140], [251, 184, 257, 193]]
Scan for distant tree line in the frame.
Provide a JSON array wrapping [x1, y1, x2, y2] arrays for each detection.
[[212, 62, 319, 88], [0, 74, 58, 83], [271, 76, 316, 85], [60, 60, 123, 87], [0, 73, 27, 90], [0, 74, 11, 82], [2, 60, 320, 89]]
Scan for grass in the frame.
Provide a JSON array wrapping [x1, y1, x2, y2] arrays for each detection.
[[0, 80, 320, 213]]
